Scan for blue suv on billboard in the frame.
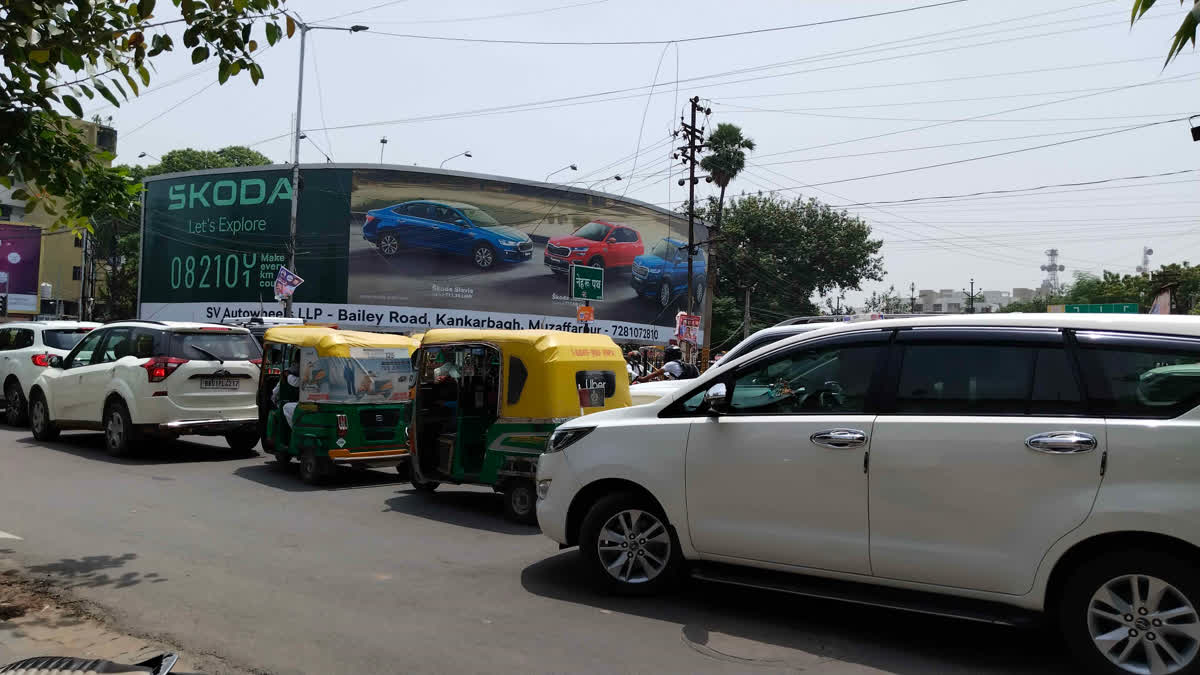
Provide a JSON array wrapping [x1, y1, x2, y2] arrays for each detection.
[[630, 237, 706, 309], [362, 200, 534, 270]]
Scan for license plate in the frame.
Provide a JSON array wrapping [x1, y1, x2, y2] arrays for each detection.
[[201, 378, 239, 390]]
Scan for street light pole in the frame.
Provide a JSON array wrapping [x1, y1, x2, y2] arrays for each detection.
[[544, 163, 578, 182], [439, 150, 472, 168], [283, 21, 368, 318]]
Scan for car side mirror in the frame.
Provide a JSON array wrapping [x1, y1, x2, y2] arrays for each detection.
[[454, 219, 468, 227], [47, 355, 63, 369], [704, 385, 727, 417], [606, 237, 617, 243]]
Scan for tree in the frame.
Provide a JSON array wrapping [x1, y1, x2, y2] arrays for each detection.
[[700, 194, 884, 347], [697, 123, 755, 360], [863, 285, 909, 314], [1, 0, 292, 233], [90, 145, 273, 320], [1131, 0, 1200, 65]]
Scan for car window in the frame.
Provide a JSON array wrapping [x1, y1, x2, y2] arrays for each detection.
[[728, 342, 882, 415], [64, 329, 106, 369], [132, 328, 165, 358], [574, 222, 609, 241], [431, 206, 456, 223], [11, 329, 33, 349], [1076, 332, 1200, 418], [42, 328, 94, 350], [724, 334, 790, 362], [458, 206, 500, 227], [0, 329, 14, 351], [407, 204, 430, 219], [650, 240, 672, 258], [170, 331, 260, 361], [615, 228, 638, 243], [390, 205, 410, 216], [95, 328, 134, 364], [895, 342, 1083, 415]]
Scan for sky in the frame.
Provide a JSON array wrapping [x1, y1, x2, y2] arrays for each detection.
[[95, 0, 1200, 310]]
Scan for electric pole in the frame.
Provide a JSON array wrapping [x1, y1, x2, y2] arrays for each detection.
[[743, 287, 752, 340], [910, 282, 917, 313], [676, 96, 708, 319]]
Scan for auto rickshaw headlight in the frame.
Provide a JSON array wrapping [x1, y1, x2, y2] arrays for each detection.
[[336, 414, 349, 438], [546, 426, 595, 454]]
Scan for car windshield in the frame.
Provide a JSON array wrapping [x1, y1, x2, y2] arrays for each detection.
[[573, 222, 610, 241], [650, 239, 673, 258], [43, 328, 94, 350], [458, 206, 501, 227], [170, 331, 260, 361]]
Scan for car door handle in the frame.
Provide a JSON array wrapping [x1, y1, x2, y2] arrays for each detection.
[[810, 428, 868, 449], [1025, 431, 1098, 454]]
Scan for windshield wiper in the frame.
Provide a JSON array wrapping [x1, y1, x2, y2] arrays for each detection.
[[189, 345, 224, 364]]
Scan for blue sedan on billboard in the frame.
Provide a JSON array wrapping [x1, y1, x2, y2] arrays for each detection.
[[630, 237, 706, 309], [362, 200, 534, 270]]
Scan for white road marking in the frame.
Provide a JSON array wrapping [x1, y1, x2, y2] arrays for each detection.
[[0, 530, 22, 540]]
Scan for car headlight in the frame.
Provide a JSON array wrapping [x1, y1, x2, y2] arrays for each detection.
[[570, 247, 590, 254], [499, 239, 522, 247], [545, 426, 595, 454]]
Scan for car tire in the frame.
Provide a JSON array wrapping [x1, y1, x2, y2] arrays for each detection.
[[410, 476, 440, 492], [659, 279, 673, 310], [103, 399, 139, 457], [299, 449, 332, 485], [472, 243, 497, 270], [587, 256, 605, 270], [29, 391, 59, 442], [502, 479, 538, 525], [1059, 550, 1200, 675], [5, 381, 27, 427], [377, 232, 401, 257], [225, 430, 259, 453], [693, 277, 705, 305], [578, 492, 683, 596]]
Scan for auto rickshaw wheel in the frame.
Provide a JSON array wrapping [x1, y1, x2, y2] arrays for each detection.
[[503, 479, 539, 525], [410, 477, 439, 492], [299, 449, 332, 485]]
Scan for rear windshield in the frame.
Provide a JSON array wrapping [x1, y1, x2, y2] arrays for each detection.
[[170, 331, 261, 361], [43, 328, 94, 350]]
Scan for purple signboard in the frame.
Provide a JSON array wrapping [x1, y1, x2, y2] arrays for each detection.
[[0, 223, 42, 313]]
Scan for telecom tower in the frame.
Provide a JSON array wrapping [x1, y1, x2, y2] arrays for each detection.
[[1137, 246, 1154, 275], [1040, 249, 1066, 295]]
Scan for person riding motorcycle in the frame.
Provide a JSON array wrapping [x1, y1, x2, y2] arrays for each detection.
[[635, 345, 698, 383]]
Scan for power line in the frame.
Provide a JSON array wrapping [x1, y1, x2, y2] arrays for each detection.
[[361, 0, 609, 25], [359, 1, 968, 46], [315, 0, 412, 24]]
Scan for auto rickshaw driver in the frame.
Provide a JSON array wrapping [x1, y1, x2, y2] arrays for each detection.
[[272, 351, 302, 433]]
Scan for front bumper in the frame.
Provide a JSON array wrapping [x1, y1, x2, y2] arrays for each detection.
[[157, 417, 257, 434], [327, 448, 410, 468], [544, 254, 579, 272], [535, 450, 580, 546], [501, 247, 534, 262]]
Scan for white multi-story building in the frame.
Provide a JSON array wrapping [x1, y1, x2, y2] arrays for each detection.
[[914, 288, 1020, 313]]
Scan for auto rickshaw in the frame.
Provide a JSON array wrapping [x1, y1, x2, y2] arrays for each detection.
[[258, 326, 420, 484], [409, 329, 632, 523]]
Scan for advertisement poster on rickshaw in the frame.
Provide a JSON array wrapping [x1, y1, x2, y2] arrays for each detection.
[[297, 346, 414, 403]]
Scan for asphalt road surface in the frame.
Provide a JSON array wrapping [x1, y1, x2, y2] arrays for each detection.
[[346, 225, 688, 328], [0, 429, 1075, 674]]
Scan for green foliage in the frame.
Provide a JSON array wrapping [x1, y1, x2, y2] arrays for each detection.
[[0, 0, 289, 233], [699, 123, 756, 191], [863, 285, 910, 313], [999, 263, 1200, 314], [1131, 0, 1200, 65], [699, 194, 884, 345]]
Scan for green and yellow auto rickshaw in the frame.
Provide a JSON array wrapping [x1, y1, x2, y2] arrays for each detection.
[[258, 326, 420, 484], [409, 329, 632, 523]]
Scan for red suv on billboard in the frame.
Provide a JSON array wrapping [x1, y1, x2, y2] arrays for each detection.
[[544, 221, 644, 275]]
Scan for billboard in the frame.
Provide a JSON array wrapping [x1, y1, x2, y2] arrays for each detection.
[[0, 222, 43, 313], [140, 165, 706, 343]]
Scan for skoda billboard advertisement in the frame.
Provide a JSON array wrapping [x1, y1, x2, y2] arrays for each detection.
[[139, 164, 706, 343]]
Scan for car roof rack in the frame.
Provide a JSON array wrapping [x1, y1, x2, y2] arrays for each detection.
[[104, 319, 166, 325]]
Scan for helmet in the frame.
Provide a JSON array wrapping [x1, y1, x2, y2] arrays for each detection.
[[664, 346, 682, 362]]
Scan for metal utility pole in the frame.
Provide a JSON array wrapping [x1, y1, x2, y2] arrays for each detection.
[[743, 287, 752, 340], [680, 96, 708, 318], [910, 282, 917, 313], [963, 278, 984, 314], [284, 20, 368, 318]]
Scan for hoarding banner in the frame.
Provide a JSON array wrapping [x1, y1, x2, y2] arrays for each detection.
[[140, 166, 705, 343], [0, 222, 42, 313], [675, 312, 701, 345], [273, 266, 303, 299], [297, 345, 414, 403]]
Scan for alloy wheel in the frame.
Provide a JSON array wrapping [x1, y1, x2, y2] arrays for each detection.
[[106, 409, 125, 452], [31, 399, 45, 435], [596, 509, 671, 584], [1088, 573, 1200, 674], [6, 387, 20, 424], [475, 247, 494, 269], [379, 234, 399, 256], [659, 280, 672, 309]]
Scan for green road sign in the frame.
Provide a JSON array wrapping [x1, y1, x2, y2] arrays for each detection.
[[1064, 303, 1139, 314], [570, 264, 604, 301]]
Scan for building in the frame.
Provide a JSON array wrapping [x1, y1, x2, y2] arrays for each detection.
[[0, 119, 117, 318], [913, 287, 1024, 314]]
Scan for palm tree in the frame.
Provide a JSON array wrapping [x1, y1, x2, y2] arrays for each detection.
[[698, 123, 754, 363]]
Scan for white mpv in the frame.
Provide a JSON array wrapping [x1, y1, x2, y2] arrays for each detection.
[[0, 321, 100, 426], [29, 321, 262, 455], [537, 314, 1200, 675]]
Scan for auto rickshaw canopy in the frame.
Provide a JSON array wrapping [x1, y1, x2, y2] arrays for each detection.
[[263, 326, 420, 358], [417, 329, 632, 419]]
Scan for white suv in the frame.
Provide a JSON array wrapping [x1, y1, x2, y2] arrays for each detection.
[[0, 321, 100, 426], [29, 321, 262, 455], [538, 314, 1200, 675]]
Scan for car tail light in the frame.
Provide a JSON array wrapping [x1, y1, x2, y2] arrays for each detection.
[[143, 356, 187, 383], [31, 354, 52, 367], [336, 414, 349, 438], [365, 215, 377, 225], [250, 358, 263, 366]]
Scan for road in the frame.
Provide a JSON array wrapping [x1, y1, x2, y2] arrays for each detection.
[[0, 429, 1074, 674]]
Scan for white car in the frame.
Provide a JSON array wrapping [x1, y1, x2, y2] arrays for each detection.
[[29, 320, 262, 456], [538, 314, 1200, 675], [0, 321, 100, 426]]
